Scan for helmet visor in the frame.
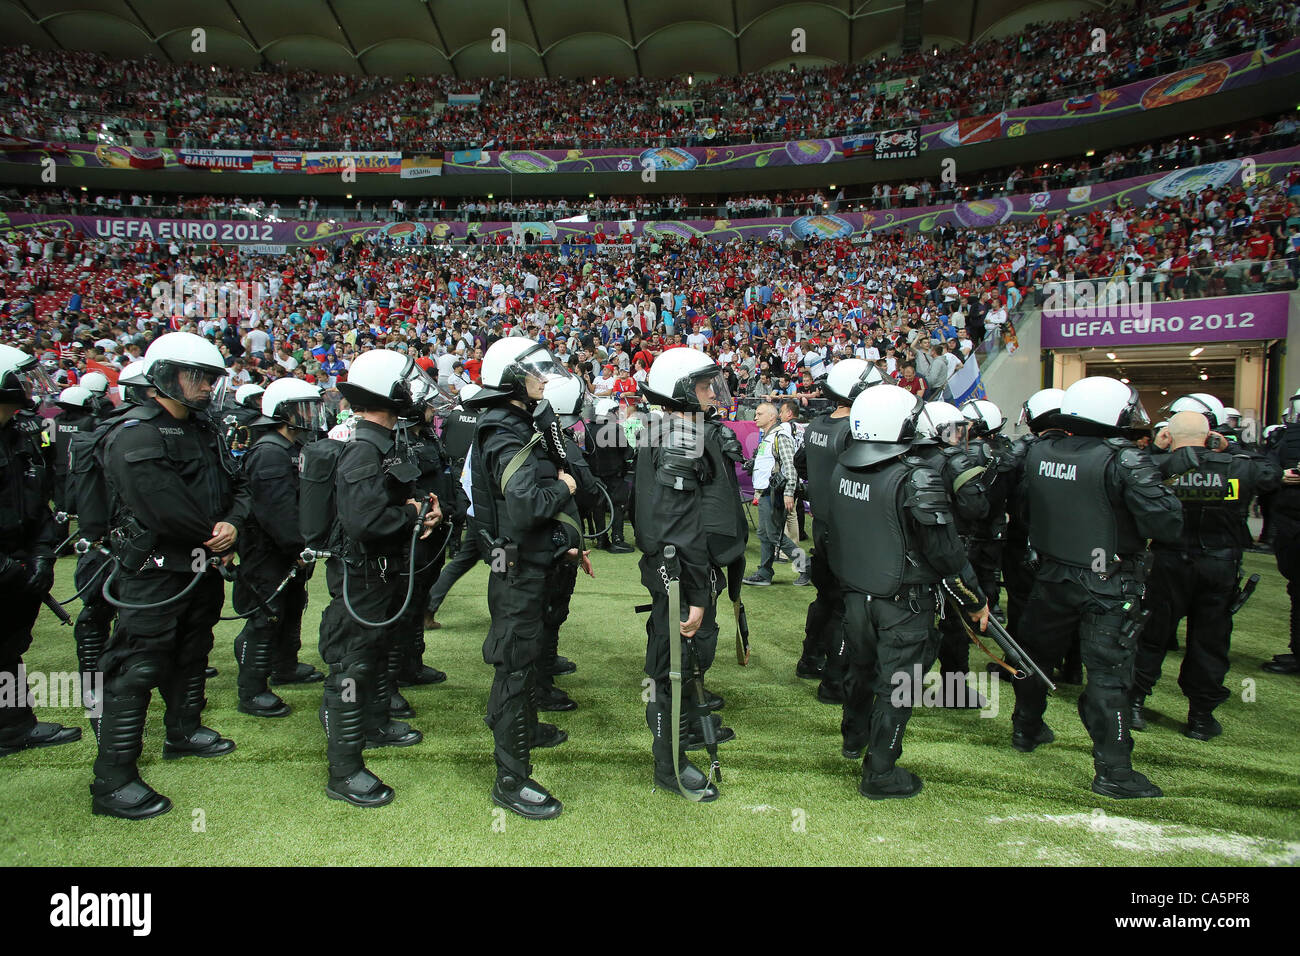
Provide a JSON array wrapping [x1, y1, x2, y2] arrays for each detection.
[[17, 363, 57, 406], [150, 361, 228, 411], [692, 368, 733, 414], [513, 346, 573, 387], [279, 398, 328, 434], [411, 377, 457, 416]]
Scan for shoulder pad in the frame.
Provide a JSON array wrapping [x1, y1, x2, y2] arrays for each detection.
[[904, 464, 952, 526], [1114, 445, 1170, 497], [1104, 437, 1135, 451]]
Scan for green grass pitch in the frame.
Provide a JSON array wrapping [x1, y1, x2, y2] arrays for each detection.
[[2, 541, 1297, 866]]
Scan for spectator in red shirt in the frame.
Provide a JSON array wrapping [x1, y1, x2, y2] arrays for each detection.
[[899, 362, 927, 398]]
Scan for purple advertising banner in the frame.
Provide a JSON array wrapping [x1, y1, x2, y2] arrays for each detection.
[[2, 39, 1297, 177], [4, 146, 1298, 247], [1041, 292, 1291, 348]]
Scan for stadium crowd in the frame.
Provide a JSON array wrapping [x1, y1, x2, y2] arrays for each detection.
[[1, 0, 1293, 152]]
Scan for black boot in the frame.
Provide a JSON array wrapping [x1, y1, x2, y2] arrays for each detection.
[[0, 721, 82, 758], [860, 699, 922, 799], [649, 700, 718, 801], [795, 655, 825, 680], [491, 696, 562, 820], [1129, 694, 1147, 732], [162, 669, 235, 759], [91, 664, 169, 820], [397, 639, 447, 686], [1011, 718, 1055, 752], [270, 662, 325, 685], [537, 684, 577, 712], [235, 625, 290, 718], [684, 711, 735, 750], [1184, 710, 1222, 741], [1092, 764, 1163, 798], [816, 680, 845, 704], [385, 645, 414, 720], [324, 665, 393, 808], [363, 649, 422, 750], [607, 506, 634, 554]]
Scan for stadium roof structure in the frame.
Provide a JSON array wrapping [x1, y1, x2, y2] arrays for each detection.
[[1, 0, 1109, 79]]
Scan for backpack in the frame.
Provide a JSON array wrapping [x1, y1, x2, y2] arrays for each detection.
[[66, 419, 119, 542], [298, 437, 348, 552]]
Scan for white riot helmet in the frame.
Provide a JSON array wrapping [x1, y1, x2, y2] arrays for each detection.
[[478, 338, 572, 404], [57, 385, 92, 411], [821, 358, 883, 406], [235, 383, 265, 408], [1018, 387, 1065, 432], [261, 378, 326, 433], [542, 374, 586, 427], [644, 346, 730, 413], [1263, 423, 1286, 441], [337, 348, 424, 414], [79, 370, 110, 397], [457, 383, 482, 407], [409, 373, 457, 417], [592, 397, 621, 419], [117, 360, 150, 404], [1060, 376, 1151, 437], [1222, 406, 1242, 427], [961, 399, 1005, 436], [917, 401, 968, 444], [841, 383, 925, 468], [142, 332, 229, 411], [0, 345, 55, 408], [1167, 392, 1225, 427]]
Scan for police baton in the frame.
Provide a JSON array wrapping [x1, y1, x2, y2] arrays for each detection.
[[43, 594, 73, 626], [663, 546, 718, 800], [1229, 573, 1260, 615]]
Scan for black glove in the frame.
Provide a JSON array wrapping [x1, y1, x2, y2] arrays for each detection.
[[23, 555, 55, 597], [0, 555, 27, 589]]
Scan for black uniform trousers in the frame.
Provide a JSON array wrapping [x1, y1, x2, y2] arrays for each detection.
[[92, 568, 225, 789], [593, 472, 630, 544], [539, 560, 579, 695], [233, 560, 308, 703], [1014, 568, 1144, 771], [1274, 513, 1300, 654], [1001, 544, 1034, 638], [1134, 548, 1235, 715], [642, 555, 720, 767], [396, 535, 446, 675], [0, 589, 44, 746], [483, 560, 549, 780], [840, 586, 941, 779], [318, 557, 406, 778], [802, 542, 848, 684]]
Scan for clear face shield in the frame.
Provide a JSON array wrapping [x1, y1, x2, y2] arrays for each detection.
[[1288, 396, 1300, 424], [410, 376, 457, 418], [280, 398, 329, 435], [16, 362, 57, 408], [691, 368, 733, 415], [150, 361, 228, 411], [512, 345, 574, 401], [1120, 389, 1153, 438]]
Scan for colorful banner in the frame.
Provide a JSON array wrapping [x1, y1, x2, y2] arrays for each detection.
[[1041, 292, 1290, 348], [302, 151, 402, 175], [178, 149, 254, 170], [400, 154, 443, 178], [947, 352, 987, 405], [874, 127, 919, 160], [3, 147, 1296, 248]]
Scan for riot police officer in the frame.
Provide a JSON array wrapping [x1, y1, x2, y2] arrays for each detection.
[[535, 375, 604, 712], [829, 385, 989, 798], [999, 389, 1065, 638], [1133, 408, 1281, 738], [389, 376, 456, 702], [799, 360, 881, 704], [960, 399, 1012, 621], [232, 378, 325, 719], [1013, 377, 1185, 799], [637, 348, 747, 802], [91, 332, 250, 819], [470, 338, 585, 819], [586, 397, 635, 554], [1264, 388, 1300, 673], [65, 363, 151, 730], [913, 401, 993, 707], [218, 383, 265, 458], [0, 345, 81, 758], [312, 349, 442, 808], [426, 384, 482, 626], [51, 385, 94, 517], [78, 370, 112, 421]]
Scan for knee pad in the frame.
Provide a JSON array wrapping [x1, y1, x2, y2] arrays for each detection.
[[113, 658, 165, 695]]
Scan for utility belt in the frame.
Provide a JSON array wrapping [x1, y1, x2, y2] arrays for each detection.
[[1151, 544, 1240, 562], [865, 582, 936, 614]]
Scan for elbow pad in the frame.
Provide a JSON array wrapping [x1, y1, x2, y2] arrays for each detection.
[[1115, 444, 1178, 500], [903, 464, 952, 526], [716, 424, 746, 464]]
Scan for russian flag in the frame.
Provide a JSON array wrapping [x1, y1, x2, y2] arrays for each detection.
[[1064, 94, 1097, 112]]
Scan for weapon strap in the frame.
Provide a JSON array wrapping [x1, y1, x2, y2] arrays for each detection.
[[500, 433, 584, 538], [952, 465, 986, 494]]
